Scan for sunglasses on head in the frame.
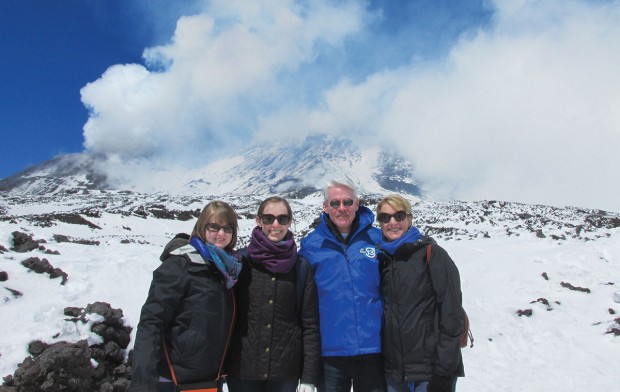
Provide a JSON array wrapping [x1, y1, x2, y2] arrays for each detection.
[[377, 210, 409, 224], [260, 214, 291, 225], [206, 223, 234, 233], [328, 198, 354, 208]]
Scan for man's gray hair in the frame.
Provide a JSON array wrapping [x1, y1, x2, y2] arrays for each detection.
[[323, 179, 358, 201]]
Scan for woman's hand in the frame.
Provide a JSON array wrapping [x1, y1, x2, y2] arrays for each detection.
[[298, 383, 315, 392]]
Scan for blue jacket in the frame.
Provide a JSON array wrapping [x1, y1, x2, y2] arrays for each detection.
[[299, 206, 383, 357]]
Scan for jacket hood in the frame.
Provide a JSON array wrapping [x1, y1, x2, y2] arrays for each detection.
[[159, 233, 191, 262]]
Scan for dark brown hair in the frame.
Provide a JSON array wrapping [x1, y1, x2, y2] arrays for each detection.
[[257, 196, 293, 221]]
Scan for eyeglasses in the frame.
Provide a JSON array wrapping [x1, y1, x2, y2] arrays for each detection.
[[377, 210, 409, 224], [206, 223, 234, 234], [328, 198, 354, 208], [260, 214, 291, 225]]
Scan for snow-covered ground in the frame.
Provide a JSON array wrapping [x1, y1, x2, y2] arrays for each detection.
[[1, 192, 619, 391]]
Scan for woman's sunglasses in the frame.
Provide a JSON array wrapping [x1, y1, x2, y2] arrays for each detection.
[[328, 198, 354, 208], [260, 214, 291, 225], [377, 210, 409, 224], [206, 223, 234, 233]]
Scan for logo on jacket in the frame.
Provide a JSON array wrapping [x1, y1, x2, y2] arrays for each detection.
[[360, 247, 377, 258]]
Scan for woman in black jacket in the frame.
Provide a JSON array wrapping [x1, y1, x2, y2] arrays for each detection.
[[130, 201, 243, 392], [376, 195, 465, 392], [226, 196, 321, 392]]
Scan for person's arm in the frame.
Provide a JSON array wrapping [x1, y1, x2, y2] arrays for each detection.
[[299, 259, 321, 387], [130, 258, 187, 391], [427, 245, 464, 377]]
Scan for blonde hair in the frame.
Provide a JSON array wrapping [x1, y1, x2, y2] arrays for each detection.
[[191, 200, 238, 252], [376, 194, 413, 215]]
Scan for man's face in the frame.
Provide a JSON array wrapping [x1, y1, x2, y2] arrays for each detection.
[[323, 186, 359, 233]]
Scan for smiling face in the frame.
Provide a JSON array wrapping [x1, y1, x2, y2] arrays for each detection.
[[323, 185, 359, 234], [192, 200, 238, 252], [204, 219, 233, 249], [377, 204, 412, 242], [257, 201, 291, 242]]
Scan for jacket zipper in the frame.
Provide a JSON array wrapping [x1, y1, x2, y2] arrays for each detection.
[[390, 256, 407, 381]]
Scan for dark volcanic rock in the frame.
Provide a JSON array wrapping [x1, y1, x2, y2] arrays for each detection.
[[27, 341, 50, 357], [0, 340, 95, 391], [20, 257, 68, 285], [10, 232, 43, 253], [4, 287, 23, 299], [560, 281, 591, 293], [53, 234, 100, 246], [1, 302, 133, 392], [84, 302, 132, 349], [37, 213, 102, 230]]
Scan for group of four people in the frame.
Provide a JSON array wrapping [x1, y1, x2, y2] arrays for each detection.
[[130, 180, 465, 392]]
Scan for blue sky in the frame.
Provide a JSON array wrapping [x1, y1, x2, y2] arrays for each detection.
[[2, 0, 620, 212], [0, 0, 491, 179], [0, 0, 185, 178]]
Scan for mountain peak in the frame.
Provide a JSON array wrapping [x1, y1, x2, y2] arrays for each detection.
[[0, 136, 421, 198], [0, 153, 107, 195]]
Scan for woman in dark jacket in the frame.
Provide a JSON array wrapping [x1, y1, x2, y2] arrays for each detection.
[[226, 196, 321, 392], [130, 201, 243, 392], [376, 195, 465, 392]]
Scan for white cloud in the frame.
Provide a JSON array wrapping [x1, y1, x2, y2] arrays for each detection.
[[80, 0, 620, 211], [376, 0, 620, 211], [81, 0, 368, 169], [275, 0, 620, 211], [255, 70, 404, 143]]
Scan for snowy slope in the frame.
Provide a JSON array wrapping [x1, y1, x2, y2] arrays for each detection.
[[1, 190, 619, 390]]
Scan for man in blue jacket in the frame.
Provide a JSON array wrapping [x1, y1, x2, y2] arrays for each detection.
[[299, 180, 385, 392]]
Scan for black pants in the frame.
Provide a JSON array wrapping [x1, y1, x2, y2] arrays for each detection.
[[318, 354, 386, 392], [226, 378, 299, 392]]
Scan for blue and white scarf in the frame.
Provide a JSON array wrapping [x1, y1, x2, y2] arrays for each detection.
[[189, 236, 243, 289]]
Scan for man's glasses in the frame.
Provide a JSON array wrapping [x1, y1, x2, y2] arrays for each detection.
[[328, 199, 354, 208], [206, 223, 234, 233], [260, 214, 291, 225], [377, 211, 409, 224]]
